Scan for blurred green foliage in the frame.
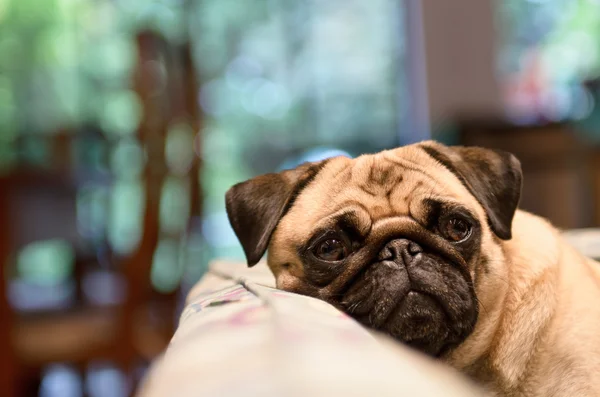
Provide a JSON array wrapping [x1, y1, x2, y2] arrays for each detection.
[[0, 0, 192, 293], [17, 239, 74, 285], [0, 0, 406, 290], [0, 0, 188, 139], [498, 0, 600, 123], [500, 0, 600, 78]]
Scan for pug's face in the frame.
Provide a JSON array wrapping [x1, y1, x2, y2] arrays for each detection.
[[226, 141, 521, 358]]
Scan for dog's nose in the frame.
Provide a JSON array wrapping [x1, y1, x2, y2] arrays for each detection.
[[378, 239, 423, 263]]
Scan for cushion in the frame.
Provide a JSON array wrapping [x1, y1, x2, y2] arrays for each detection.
[[138, 260, 482, 397]]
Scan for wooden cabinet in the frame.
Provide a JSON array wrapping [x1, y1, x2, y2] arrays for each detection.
[[456, 119, 596, 230]]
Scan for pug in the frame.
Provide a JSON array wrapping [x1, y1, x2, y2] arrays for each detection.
[[225, 141, 600, 397]]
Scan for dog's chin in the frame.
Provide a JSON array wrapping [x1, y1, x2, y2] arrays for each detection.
[[338, 254, 478, 357], [381, 291, 454, 356]]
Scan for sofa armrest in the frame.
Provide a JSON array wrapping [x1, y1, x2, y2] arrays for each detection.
[[138, 260, 482, 397]]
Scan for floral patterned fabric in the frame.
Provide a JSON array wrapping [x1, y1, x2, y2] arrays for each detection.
[[137, 260, 482, 397]]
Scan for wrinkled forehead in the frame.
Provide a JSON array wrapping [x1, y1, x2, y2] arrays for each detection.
[[273, 146, 483, 243]]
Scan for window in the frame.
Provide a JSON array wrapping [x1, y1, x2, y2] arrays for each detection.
[[191, 0, 408, 272], [497, 0, 600, 124]]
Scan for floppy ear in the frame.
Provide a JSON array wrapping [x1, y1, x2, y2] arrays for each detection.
[[225, 162, 326, 267], [421, 143, 522, 240]]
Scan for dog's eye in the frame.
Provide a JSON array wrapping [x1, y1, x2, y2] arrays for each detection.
[[314, 238, 349, 261], [441, 218, 471, 242]]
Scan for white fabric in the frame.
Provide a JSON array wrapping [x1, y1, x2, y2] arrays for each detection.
[[138, 260, 482, 397]]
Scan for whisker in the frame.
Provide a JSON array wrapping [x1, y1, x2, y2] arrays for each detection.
[[475, 296, 490, 317]]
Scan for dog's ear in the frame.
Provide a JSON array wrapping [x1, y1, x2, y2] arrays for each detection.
[[421, 142, 522, 240], [225, 162, 326, 267]]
